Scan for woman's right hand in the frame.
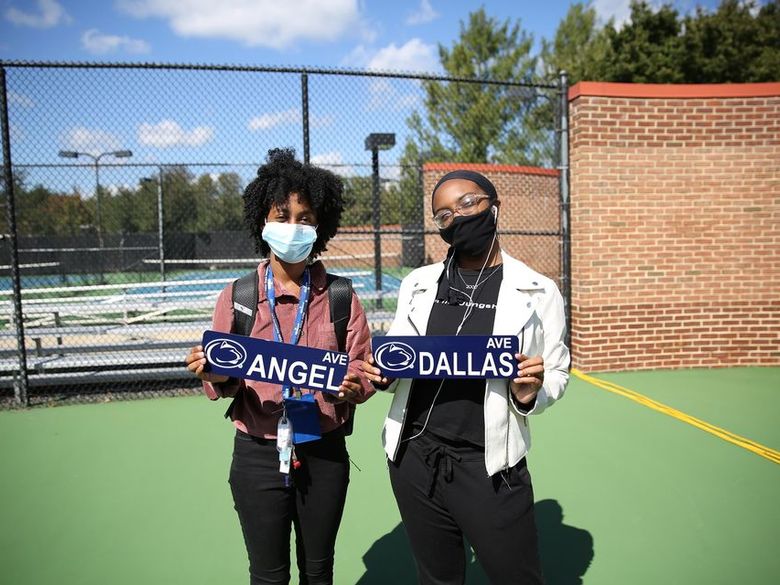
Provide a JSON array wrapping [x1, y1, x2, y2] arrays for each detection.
[[185, 345, 230, 384], [360, 353, 390, 387]]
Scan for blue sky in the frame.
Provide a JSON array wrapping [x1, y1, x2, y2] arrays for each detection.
[[1, 0, 728, 195], [1, 0, 727, 71]]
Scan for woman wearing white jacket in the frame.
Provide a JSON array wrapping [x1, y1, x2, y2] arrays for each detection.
[[362, 169, 570, 585]]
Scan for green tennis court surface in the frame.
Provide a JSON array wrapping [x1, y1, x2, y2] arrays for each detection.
[[1, 367, 778, 584]]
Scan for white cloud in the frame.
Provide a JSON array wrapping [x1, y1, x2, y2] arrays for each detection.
[[342, 39, 440, 73], [105, 184, 132, 196], [366, 79, 419, 112], [5, 0, 70, 28], [592, 0, 632, 26], [138, 119, 214, 148], [406, 0, 439, 25], [118, 0, 365, 49], [8, 91, 34, 108], [248, 108, 333, 131], [381, 165, 401, 183], [367, 39, 439, 73], [310, 151, 354, 177], [592, 0, 671, 28], [81, 29, 151, 54], [248, 108, 299, 131], [310, 113, 335, 129], [62, 127, 123, 156], [359, 21, 378, 45], [340, 44, 372, 68]]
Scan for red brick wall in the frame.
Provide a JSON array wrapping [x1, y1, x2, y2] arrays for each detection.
[[422, 163, 561, 284], [569, 82, 780, 372], [320, 164, 561, 282], [320, 230, 403, 269]]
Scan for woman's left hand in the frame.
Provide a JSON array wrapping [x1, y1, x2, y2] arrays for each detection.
[[510, 353, 544, 405], [336, 372, 363, 403]]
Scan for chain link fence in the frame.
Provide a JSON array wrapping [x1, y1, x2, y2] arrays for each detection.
[[0, 62, 568, 407]]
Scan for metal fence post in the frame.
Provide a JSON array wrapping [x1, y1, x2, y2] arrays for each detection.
[[301, 72, 310, 164], [0, 67, 29, 406], [558, 70, 572, 353], [157, 165, 166, 290], [415, 155, 426, 265], [0, 61, 565, 405], [370, 148, 382, 309]]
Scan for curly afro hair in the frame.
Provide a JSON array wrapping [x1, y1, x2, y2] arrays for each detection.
[[243, 148, 345, 259]]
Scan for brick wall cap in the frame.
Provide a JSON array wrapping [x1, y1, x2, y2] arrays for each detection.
[[569, 81, 780, 100], [423, 162, 559, 177]]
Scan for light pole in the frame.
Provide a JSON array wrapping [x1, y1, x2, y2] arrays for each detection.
[[141, 169, 166, 291], [58, 149, 133, 249], [364, 133, 396, 310]]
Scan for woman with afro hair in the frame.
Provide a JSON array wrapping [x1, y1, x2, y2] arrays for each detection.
[[185, 148, 374, 585]]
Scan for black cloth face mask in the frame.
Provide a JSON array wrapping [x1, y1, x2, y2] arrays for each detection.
[[439, 206, 497, 257]]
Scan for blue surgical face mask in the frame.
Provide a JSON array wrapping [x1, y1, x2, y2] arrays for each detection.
[[261, 222, 317, 264]]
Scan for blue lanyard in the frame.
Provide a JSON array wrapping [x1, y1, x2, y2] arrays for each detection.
[[265, 264, 311, 399]]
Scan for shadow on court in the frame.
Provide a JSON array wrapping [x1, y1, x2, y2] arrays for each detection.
[[356, 500, 593, 584], [355, 523, 417, 584], [537, 499, 594, 585]]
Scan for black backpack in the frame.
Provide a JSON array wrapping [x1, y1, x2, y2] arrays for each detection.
[[225, 269, 357, 435]]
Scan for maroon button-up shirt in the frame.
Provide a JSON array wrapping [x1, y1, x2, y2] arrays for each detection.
[[202, 260, 374, 438]]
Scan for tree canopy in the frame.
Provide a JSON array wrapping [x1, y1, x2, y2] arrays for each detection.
[[545, 0, 780, 84], [412, 8, 540, 164]]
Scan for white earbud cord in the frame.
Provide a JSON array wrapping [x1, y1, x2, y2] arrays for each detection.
[[402, 209, 499, 444]]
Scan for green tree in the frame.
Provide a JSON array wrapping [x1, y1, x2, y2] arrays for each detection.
[[540, 2, 611, 85], [752, 0, 780, 81], [17, 185, 53, 236], [0, 170, 28, 234], [381, 179, 402, 227], [185, 171, 245, 232], [553, 0, 780, 84], [682, 0, 780, 82], [341, 175, 374, 227], [103, 184, 156, 235], [415, 8, 538, 164], [10, 171, 92, 237], [42, 192, 92, 236], [213, 172, 245, 231], [162, 166, 202, 234], [600, 0, 685, 83], [193, 174, 220, 231]]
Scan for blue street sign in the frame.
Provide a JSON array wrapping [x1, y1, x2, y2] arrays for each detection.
[[372, 335, 519, 379], [202, 330, 349, 393]]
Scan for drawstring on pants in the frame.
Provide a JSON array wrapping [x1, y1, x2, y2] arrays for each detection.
[[423, 444, 462, 497]]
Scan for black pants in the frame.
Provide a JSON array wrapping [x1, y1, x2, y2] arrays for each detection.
[[389, 434, 543, 585], [229, 428, 350, 585]]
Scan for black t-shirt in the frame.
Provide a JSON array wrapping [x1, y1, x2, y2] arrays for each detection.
[[404, 261, 503, 447]]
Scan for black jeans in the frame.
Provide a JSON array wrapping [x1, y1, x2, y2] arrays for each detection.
[[389, 433, 543, 585], [229, 428, 350, 585]]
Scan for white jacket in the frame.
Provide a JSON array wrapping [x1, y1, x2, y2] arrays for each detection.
[[381, 250, 570, 476]]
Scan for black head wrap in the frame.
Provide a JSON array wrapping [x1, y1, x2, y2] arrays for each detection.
[[432, 170, 497, 210]]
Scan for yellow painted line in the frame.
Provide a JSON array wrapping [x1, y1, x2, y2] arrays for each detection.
[[572, 368, 780, 465]]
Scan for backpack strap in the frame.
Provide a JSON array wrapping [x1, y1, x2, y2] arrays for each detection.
[[224, 270, 258, 419], [232, 270, 259, 337], [326, 273, 352, 352], [326, 273, 356, 436], [224, 269, 357, 436]]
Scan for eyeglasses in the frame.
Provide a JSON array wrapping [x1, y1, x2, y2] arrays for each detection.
[[432, 192, 491, 229]]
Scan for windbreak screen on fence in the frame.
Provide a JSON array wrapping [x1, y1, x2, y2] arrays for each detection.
[[0, 62, 567, 406]]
